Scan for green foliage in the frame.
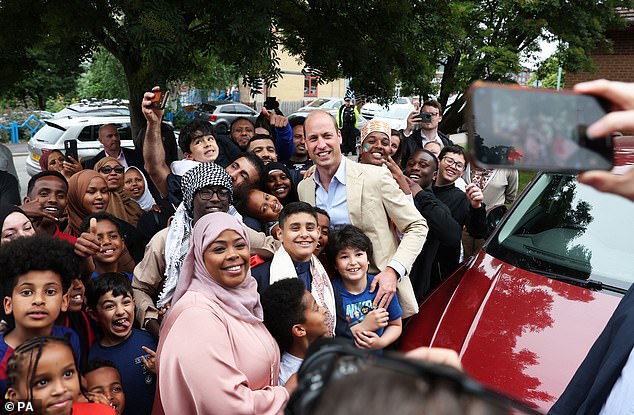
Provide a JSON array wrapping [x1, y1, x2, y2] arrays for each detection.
[[179, 51, 240, 91], [77, 47, 129, 99], [45, 95, 76, 113], [432, 0, 632, 132], [1, 0, 632, 135], [530, 55, 565, 90]]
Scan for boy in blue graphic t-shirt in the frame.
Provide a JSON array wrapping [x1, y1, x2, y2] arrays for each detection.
[[328, 226, 402, 351]]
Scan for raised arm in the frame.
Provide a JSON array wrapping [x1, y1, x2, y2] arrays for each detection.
[[141, 87, 171, 196]]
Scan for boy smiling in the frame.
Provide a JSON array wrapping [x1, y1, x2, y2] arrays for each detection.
[[87, 273, 156, 415], [252, 202, 339, 337]]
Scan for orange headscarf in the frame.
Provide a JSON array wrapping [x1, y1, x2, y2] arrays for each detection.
[[93, 158, 143, 226]]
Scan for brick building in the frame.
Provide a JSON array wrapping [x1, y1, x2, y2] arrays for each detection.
[[565, 8, 634, 87]]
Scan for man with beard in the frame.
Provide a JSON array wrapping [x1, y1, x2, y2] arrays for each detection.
[[131, 162, 278, 342], [357, 119, 411, 195], [285, 117, 313, 173], [141, 91, 265, 202], [297, 111, 427, 318]]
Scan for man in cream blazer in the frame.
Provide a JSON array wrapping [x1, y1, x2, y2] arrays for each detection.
[[297, 110, 428, 318]]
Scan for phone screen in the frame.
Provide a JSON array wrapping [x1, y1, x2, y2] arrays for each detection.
[[468, 83, 613, 172]]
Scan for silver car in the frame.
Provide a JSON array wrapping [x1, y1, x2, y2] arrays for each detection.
[[26, 116, 135, 176], [193, 102, 258, 134]]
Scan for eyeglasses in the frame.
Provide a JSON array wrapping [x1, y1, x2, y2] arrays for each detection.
[[441, 156, 465, 171], [197, 187, 231, 201], [98, 166, 125, 174]]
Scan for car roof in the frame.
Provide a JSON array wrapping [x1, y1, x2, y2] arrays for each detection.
[[45, 116, 131, 128]]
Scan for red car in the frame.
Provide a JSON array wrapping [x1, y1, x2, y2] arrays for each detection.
[[400, 168, 634, 413]]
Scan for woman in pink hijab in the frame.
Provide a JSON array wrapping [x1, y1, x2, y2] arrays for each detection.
[[154, 212, 292, 414]]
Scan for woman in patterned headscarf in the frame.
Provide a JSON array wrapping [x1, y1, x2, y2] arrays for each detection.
[[94, 157, 143, 226]]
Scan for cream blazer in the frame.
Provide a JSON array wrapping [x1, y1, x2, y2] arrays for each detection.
[[298, 160, 428, 317]]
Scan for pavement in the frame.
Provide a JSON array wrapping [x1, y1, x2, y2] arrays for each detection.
[[6, 142, 28, 156]]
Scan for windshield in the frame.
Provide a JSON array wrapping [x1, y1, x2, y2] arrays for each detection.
[[379, 106, 411, 119], [307, 98, 330, 108], [487, 173, 634, 291]]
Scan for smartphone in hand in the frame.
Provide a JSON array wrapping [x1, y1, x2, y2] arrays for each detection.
[[150, 89, 170, 110], [467, 81, 613, 172], [413, 112, 433, 123], [64, 139, 78, 162]]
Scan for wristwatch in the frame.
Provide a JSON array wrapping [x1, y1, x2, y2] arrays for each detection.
[[143, 318, 157, 330]]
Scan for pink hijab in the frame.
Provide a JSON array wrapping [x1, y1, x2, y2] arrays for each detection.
[[171, 212, 263, 324]]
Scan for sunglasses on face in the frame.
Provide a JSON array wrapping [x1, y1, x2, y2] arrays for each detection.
[[99, 166, 125, 174]]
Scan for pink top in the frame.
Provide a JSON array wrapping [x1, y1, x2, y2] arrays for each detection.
[[153, 290, 288, 415]]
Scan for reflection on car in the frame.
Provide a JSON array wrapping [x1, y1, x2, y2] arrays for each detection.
[[400, 170, 634, 412]]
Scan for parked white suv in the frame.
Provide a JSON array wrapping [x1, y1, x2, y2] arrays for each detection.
[[26, 116, 135, 176]]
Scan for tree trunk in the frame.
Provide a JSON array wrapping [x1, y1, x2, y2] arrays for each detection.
[[439, 93, 466, 135], [439, 51, 461, 111], [127, 81, 146, 146]]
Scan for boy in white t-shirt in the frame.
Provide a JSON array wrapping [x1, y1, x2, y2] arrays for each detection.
[[261, 278, 330, 385]]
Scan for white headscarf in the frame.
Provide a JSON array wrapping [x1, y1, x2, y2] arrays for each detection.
[[125, 166, 156, 211]]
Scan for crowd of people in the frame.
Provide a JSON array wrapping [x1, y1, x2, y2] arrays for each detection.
[[0, 78, 633, 415]]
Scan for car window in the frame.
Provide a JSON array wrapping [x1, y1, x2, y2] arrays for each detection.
[[32, 124, 65, 144], [77, 126, 98, 142], [234, 105, 255, 115], [379, 107, 411, 119], [489, 173, 634, 291], [117, 124, 132, 141], [219, 105, 236, 114], [76, 123, 131, 142]]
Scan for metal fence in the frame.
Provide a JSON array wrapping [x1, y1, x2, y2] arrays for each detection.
[[0, 115, 45, 143]]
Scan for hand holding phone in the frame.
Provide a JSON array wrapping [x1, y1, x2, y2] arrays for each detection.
[[467, 81, 614, 172], [150, 89, 170, 110], [64, 140, 78, 162], [414, 112, 433, 123]]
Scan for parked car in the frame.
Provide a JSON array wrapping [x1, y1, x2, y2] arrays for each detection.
[[372, 103, 415, 131], [361, 97, 411, 120], [53, 100, 130, 119], [399, 161, 634, 412], [193, 102, 258, 134], [288, 111, 369, 130], [296, 97, 345, 113], [26, 116, 135, 176], [289, 97, 371, 128]]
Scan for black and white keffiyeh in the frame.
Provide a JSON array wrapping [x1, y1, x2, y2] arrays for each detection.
[[158, 162, 234, 308]]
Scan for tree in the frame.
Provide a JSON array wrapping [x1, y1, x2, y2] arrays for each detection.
[[77, 47, 129, 100], [2, 0, 279, 136], [530, 55, 565, 90], [422, 0, 631, 133], [1, 0, 631, 135]]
